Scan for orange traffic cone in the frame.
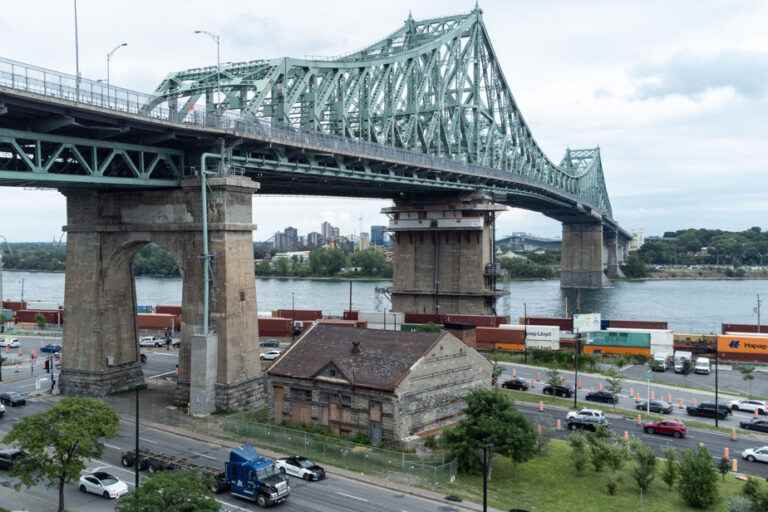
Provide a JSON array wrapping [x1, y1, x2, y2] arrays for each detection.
[[732, 458, 738, 472], [538, 401, 544, 412], [731, 428, 737, 441], [555, 419, 561, 430], [623, 431, 629, 442], [724, 447, 730, 459]]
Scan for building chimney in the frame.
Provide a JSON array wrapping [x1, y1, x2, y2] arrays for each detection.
[[351, 340, 361, 354]]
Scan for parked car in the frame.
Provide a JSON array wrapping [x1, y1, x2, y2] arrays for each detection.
[[729, 399, 767, 415], [78, 471, 129, 499], [543, 384, 574, 398], [501, 378, 529, 391], [260, 350, 282, 361], [686, 402, 728, 420], [643, 419, 687, 438], [275, 456, 326, 481], [585, 390, 618, 405], [0, 448, 25, 470], [0, 392, 26, 407], [740, 418, 768, 433], [0, 339, 20, 348], [741, 446, 768, 463], [694, 357, 711, 375], [566, 409, 607, 431], [40, 343, 62, 354], [138, 336, 162, 348], [259, 339, 281, 348], [635, 400, 673, 414]]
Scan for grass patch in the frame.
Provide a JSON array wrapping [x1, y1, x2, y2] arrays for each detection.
[[446, 439, 742, 512]]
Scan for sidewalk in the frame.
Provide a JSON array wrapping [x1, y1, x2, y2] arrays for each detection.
[[104, 385, 502, 512]]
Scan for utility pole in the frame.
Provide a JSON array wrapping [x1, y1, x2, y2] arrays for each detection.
[[73, 0, 80, 100], [573, 335, 580, 410], [348, 280, 352, 316], [523, 302, 528, 364], [134, 384, 140, 508], [757, 294, 762, 333], [291, 292, 296, 341], [481, 444, 492, 512], [715, 341, 720, 428]]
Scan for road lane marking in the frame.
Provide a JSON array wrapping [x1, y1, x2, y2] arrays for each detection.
[[140, 437, 158, 444], [194, 452, 218, 461], [103, 442, 122, 451], [335, 491, 369, 502]]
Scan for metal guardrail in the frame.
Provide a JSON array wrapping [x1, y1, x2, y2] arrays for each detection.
[[0, 56, 599, 214]]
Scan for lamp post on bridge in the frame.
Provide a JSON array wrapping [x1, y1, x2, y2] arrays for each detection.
[[106, 43, 127, 107], [194, 30, 222, 117], [73, 0, 81, 100]]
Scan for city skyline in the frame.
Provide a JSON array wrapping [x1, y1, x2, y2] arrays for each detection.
[[0, 0, 766, 242]]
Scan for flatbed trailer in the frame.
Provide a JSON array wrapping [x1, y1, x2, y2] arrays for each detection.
[[120, 449, 228, 493]]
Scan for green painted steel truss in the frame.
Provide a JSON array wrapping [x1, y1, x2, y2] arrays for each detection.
[[0, 128, 183, 187], [150, 8, 613, 217]]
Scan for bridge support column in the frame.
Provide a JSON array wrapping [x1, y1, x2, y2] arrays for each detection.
[[604, 230, 626, 279], [59, 176, 265, 411], [384, 194, 505, 315], [560, 222, 610, 289]]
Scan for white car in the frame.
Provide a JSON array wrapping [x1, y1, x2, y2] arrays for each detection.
[[742, 446, 768, 463], [566, 408, 605, 421], [0, 339, 20, 348], [138, 336, 162, 347], [78, 471, 128, 499], [260, 350, 282, 361], [729, 399, 767, 415], [275, 456, 326, 481]]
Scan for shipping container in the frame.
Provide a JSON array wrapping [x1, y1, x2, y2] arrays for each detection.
[[403, 313, 506, 327], [136, 305, 154, 314], [586, 331, 651, 348], [274, 309, 322, 321], [476, 327, 525, 344], [136, 313, 176, 330], [316, 319, 367, 328], [722, 323, 768, 334], [606, 320, 668, 330], [258, 318, 293, 337], [607, 328, 672, 355], [342, 311, 359, 321], [495, 342, 525, 352], [1, 301, 27, 312], [524, 325, 560, 350], [474, 340, 496, 352], [15, 309, 63, 325], [717, 334, 768, 355], [522, 317, 573, 332], [583, 345, 650, 357], [156, 305, 182, 316]]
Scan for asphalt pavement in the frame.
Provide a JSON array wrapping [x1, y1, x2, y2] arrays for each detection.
[[499, 361, 764, 429]]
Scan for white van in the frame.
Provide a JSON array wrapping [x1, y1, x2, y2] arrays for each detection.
[[694, 357, 711, 375]]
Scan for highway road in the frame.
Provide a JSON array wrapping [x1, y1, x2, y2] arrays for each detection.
[[498, 361, 765, 429]]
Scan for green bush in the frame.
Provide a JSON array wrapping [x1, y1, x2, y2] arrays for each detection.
[[678, 446, 719, 508], [630, 440, 656, 494], [568, 433, 588, 475]]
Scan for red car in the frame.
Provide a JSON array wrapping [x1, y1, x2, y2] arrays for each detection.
[[643, 420, 687, 438]]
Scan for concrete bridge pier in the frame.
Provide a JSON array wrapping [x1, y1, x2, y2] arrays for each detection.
[[604, 228, 627, 279], [58, 176, 264, 413], [560, 222, 610, 289], [384, 194, 506, 316]]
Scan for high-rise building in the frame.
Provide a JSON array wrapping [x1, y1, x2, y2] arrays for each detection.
[[284, 226, 299, 250], [272, 231, 287, 251], [370, 225, 387, 246], [307, 232, 323, 248], [359, 233, 370, 251], [321, 221, 339, 242]]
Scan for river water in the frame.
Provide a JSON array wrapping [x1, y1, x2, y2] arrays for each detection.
[[3, 270, 766, 333]]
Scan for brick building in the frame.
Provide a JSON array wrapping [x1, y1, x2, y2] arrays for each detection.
[[267, 324, 492, 444]]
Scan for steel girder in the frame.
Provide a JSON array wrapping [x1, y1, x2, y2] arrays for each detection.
[[149, 8, 614, 218], [0, 128, 183, 187]]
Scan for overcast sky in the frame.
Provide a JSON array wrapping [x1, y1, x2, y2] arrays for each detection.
[[1, 0, 766, 242]]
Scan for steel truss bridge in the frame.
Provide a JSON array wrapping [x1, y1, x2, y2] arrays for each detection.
[[0, 8, 627, 234]]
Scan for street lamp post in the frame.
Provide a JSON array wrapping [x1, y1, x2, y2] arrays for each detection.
[[73, 0, 80, 100], [715, 340, 720, 428], [481, 444, 492, 512], [194, 30, 221, 115], [106, 42, 127, 102]]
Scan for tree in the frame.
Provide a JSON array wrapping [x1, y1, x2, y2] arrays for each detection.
[[116, 471, 220, 512], [630, 440, 656, 495], [567, 433, 588, 474], [622, 253, 648, 278], [604, 369, 624, 408], [661, 448, 678, 491], [738, 365, 756, 397], [678, 446, 719, 508], [350, 248, 391, 277], [587, 436, 610, 472], [443, 389, 537, 473], [545, 368, 564, 388], [34, 313, 47, 330], [4, 397, 119, 512], [309, 247, 347, 276]]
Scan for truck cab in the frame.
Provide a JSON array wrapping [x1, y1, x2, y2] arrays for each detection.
[[226, 444, 290, 507], [650, 354, 669, 372]]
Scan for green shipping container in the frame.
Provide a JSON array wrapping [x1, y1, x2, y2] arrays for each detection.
[[586, 331, 650, 348], [400, 323, 442, 333]]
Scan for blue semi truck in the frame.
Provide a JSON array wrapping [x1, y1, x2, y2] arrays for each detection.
[[121, 443, 290, 507]]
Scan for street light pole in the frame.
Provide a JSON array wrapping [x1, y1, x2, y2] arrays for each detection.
[[482, 444, 491, 512], [106, 42, 127, 108], [194, 30, 221, 114], [715, 341, 720, 428], [573, 335, 580, 410], [73, 0, 80, 100]]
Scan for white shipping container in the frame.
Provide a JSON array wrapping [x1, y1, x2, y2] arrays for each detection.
[[525, 325, 560, 350], [498, 324, 525, 330]]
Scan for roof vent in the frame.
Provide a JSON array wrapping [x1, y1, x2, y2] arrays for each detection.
[[351, 340, 361, 354]]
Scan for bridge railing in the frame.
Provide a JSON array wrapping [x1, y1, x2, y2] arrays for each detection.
[[0, 56, 590, 210]]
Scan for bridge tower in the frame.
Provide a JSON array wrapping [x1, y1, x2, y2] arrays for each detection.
[[59, 176, 265, 413], [384, 194, 506, 315]]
